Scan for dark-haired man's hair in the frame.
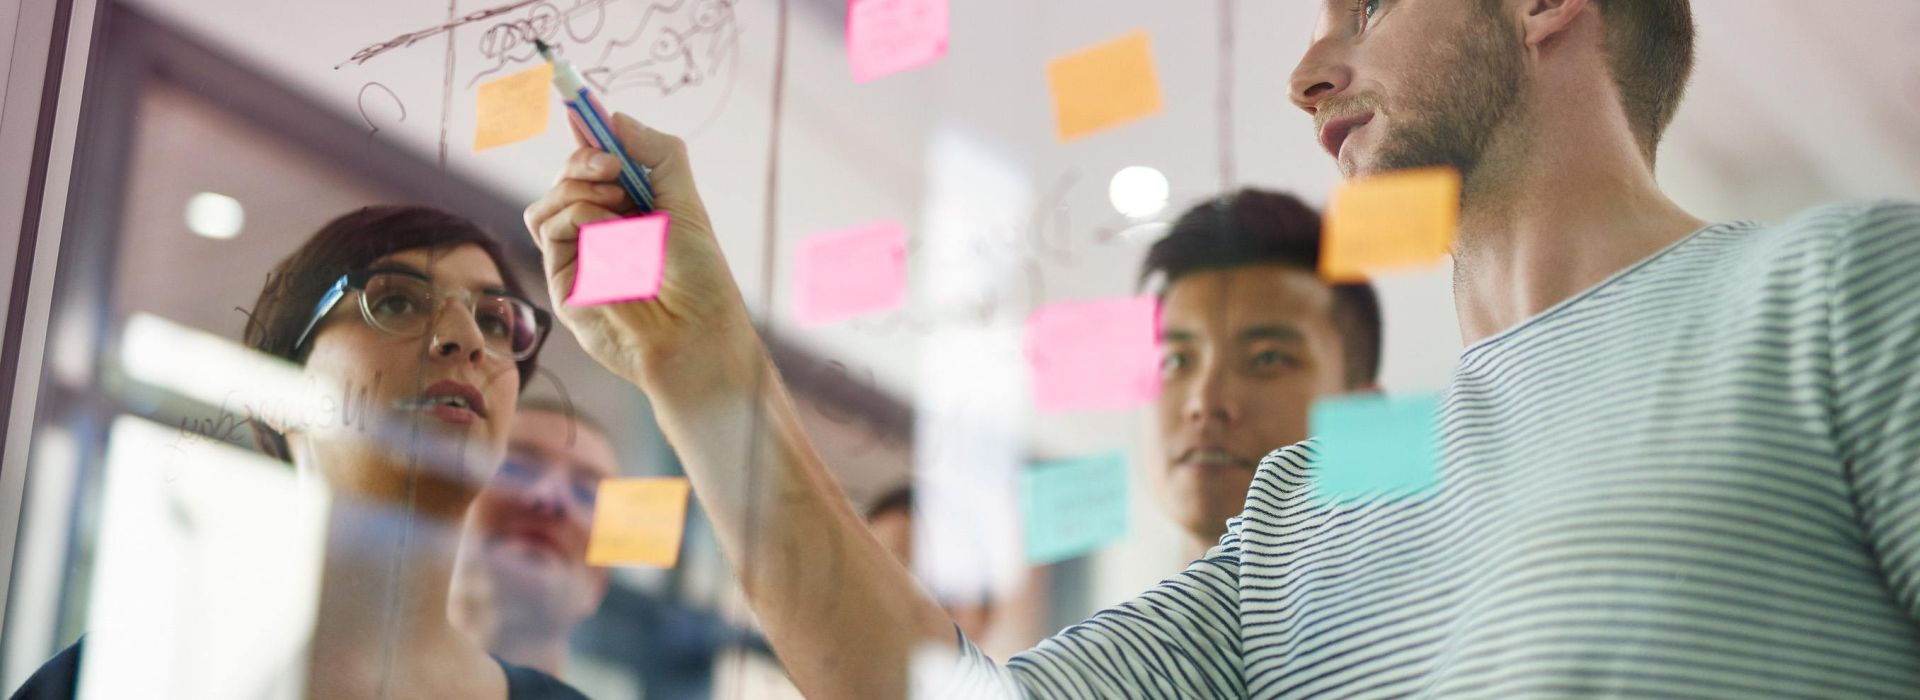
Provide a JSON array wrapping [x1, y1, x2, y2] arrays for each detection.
[[865, 484, 914, 521], [242, 205, 542, 460], [1140, 189, 1382, 389]]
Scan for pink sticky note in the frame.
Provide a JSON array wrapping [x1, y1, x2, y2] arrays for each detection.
[[795, 221, 908, 326], [1024, 297, 1162, 413], [568, 214, 670, 307], [846, 0, 949, 83]]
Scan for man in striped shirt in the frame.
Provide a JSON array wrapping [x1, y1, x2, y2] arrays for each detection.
[[522, 0, 1920, 696]]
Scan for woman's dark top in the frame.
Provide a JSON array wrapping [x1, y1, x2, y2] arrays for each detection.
[[9, 637, 591, 699]]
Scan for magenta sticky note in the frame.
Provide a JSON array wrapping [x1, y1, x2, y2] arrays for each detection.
[[794, 221, 908, 326], [846, 0, 949, 83], [1024, 296, 1162, 413], [567, 213, 670, 307]]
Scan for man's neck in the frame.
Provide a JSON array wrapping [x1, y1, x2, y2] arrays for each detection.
[[486, 628, 572, 677], [1183, 530, 1221, 563], [1451, 106, 1706, 346]]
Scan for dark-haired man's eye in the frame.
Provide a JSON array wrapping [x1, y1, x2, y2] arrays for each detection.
[[1251, 350, 1299, 372], [1160, 352, 1191, 375]]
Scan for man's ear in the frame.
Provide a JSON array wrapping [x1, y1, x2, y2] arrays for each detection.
[[1516, 0, 1594, 50]]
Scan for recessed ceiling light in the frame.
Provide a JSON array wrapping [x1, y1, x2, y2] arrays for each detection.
[[1108, 166, 1169, 220], [185, 192, 244, 240]]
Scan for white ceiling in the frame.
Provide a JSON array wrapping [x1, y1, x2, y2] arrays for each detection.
[[116, 0, 1920, 461]]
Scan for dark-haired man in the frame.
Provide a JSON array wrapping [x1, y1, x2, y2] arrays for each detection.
[[523, 0, 1920, 694], [1144, 190, 1381, 558]]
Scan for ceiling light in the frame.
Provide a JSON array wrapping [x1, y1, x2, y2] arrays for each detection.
[[1108, 166, 1169, 220], [185, 192, 244, 240]]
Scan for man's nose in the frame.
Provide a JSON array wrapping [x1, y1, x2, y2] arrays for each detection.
[[1290, 35, 1353, 116]]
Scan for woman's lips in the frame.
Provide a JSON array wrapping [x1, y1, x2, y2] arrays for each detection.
[[425, 403, 476, 425]]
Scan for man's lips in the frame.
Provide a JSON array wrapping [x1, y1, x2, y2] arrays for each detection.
[[1319, 112, 1375, 160], [501, 526, 570, 559], [1174, 447, 1256, 470]]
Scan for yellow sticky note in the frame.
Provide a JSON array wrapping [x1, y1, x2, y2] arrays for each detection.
[[1046, 31, 1164, 142], [586, 477, 691, 568], [1321, 167, 1461, 282], [473, 63, 553, 152]]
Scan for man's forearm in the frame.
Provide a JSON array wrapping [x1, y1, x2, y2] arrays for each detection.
[[645, 342, 956, 699]]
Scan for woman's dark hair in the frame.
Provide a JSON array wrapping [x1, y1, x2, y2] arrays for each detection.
[[1139, 188, 1383, 389], [242, 205, 545, 460]]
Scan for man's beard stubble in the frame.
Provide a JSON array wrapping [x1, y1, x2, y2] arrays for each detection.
[[1368, 13, 1528, 186]]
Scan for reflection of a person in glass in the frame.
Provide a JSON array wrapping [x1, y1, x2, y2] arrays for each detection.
[[451, 401, 617, 677], [14, 206, 588, 699]]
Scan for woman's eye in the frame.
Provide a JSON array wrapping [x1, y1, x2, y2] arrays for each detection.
[[1357, 0, 1382, 30], [372, 294, 420, 316], [478, 312, 512, 337]]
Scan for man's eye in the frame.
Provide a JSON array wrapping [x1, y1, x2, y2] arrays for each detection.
[[1160, 352, 1191, 373], [1356, 0, 1382, 31], [500, 459, 536, 482], [1251, 351, 1298, 370]]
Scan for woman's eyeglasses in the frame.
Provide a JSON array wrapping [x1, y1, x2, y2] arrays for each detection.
[[292, 269, 551, 361]]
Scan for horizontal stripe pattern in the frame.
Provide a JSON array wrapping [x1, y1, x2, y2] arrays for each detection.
[[946, 201, 1920, 698]]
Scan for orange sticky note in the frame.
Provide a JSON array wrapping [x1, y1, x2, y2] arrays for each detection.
[[473, 63, 553, 152], [1046, 31, 1163, 142], [586, 477, 691, 568], [1321, 167, 1461, 282]]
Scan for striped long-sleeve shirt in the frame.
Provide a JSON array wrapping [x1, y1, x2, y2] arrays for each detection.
[[948, 201, 1920, 698]]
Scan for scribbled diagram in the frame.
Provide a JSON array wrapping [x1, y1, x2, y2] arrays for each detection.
[[355, 81, 408, 143], [582, 0, 738, 96], [342, 0, 740, 101]]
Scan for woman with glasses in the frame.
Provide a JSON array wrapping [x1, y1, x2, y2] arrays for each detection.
[[12, 205, 586, 699]]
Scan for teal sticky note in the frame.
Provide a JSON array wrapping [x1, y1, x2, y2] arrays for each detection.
[[1020, 452, 1129, 565], [1310, 392, 1443, 505]]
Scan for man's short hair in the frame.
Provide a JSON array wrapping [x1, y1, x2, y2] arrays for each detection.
[[865, 484, 914, 521], [1488, 0, 1696, 162], [516, 397, 611, 446], [1139, 189, 1383, 389]]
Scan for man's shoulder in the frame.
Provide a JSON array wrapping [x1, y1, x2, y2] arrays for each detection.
[[1249, 440, 1319, 500], [1687, 200, 1920, 295], [1747, 200, 1920, 253]]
